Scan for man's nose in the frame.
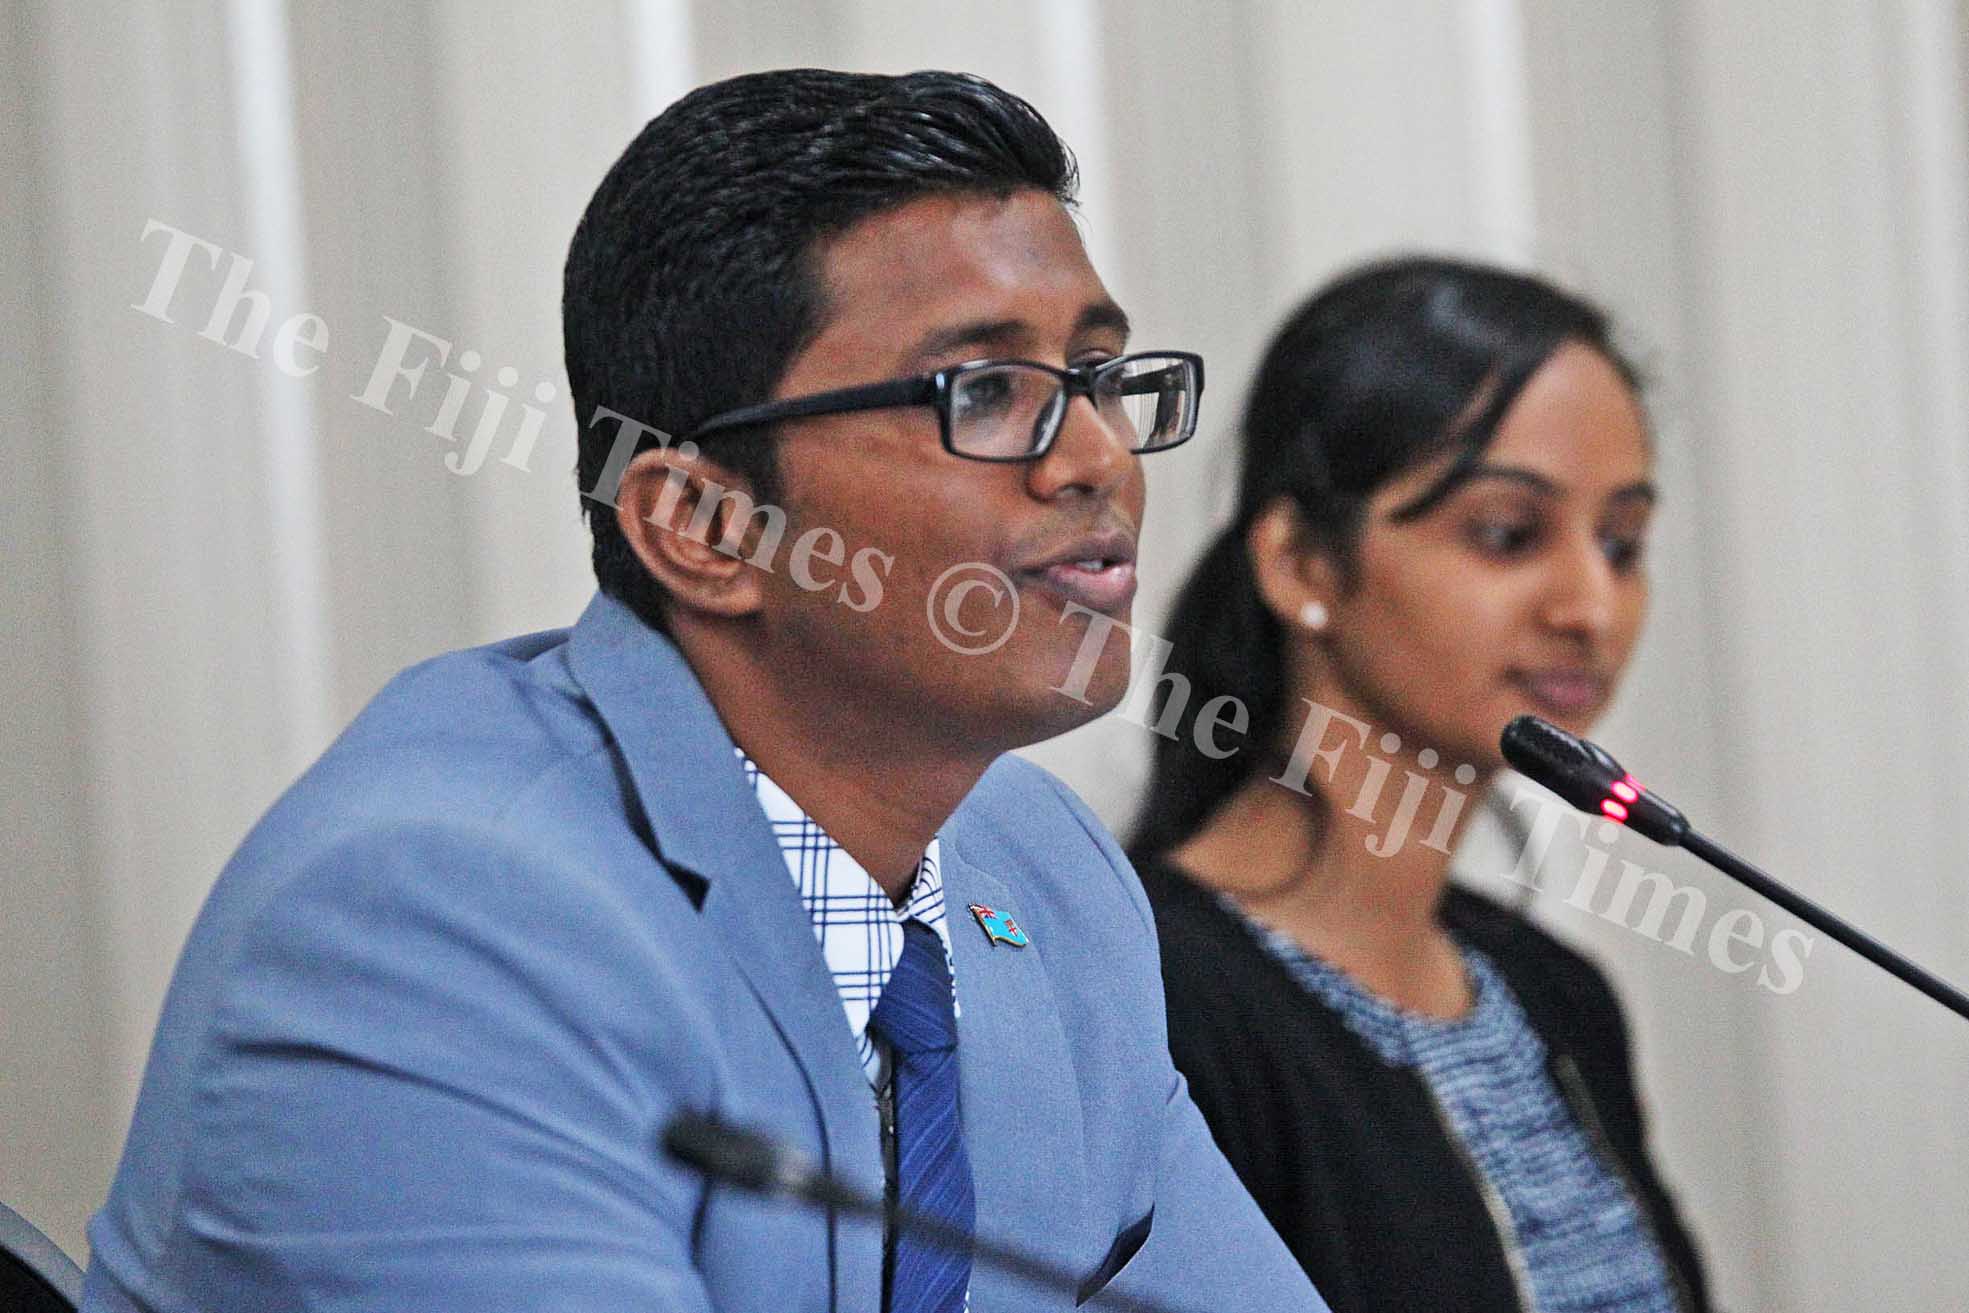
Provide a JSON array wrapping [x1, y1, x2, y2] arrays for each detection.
[[1026, 393, 1137, 500]]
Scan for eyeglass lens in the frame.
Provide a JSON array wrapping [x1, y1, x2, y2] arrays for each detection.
[[947, 355, 1197, 459]]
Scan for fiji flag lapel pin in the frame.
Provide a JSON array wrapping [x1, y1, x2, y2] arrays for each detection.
[[968, 903, 1030, 949]]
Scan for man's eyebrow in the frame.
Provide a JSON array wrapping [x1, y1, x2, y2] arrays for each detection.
[[1461, 464, 1659, 505], [1075, 299, 1132, 343], [908, 318, 1026, 366], [905, 300, 1133, 369]]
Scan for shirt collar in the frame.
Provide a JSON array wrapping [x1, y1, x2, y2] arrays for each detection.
[[738, 750, 956, 1080]]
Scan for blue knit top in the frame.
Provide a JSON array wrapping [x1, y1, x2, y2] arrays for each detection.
[[1229, 897, 1682, 1312]]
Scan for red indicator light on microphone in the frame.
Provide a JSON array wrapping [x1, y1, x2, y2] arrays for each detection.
[[1611, 780, 1639, 804], [1601, 798, 1630, 822]]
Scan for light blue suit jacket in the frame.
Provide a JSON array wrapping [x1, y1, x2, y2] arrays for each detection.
[[83, 593, 1327, 1312]]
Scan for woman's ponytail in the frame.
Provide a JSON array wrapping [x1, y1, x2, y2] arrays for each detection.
[[1127, 522, 1290, 856]]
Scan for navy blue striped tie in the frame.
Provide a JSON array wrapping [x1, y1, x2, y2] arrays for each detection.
[[868, 920, 973, 1313]]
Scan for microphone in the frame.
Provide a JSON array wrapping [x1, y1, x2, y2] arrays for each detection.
[[1501, 714, 1969, 1023], [662, 1113, 866, 1209], [662, 1113, 1193, 1313], [1500, 714, 1688, 844]]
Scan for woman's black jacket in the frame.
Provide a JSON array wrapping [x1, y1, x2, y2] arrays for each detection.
[[1136, 857, 1714, 1313]]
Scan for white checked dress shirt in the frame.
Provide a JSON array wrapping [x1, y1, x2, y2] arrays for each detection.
[[740, 750, 958, 1089]]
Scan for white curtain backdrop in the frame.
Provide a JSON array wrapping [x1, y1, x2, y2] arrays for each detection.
[[5, 3, 1966, 1307]]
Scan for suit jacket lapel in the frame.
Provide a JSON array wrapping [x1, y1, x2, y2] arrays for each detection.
[[565, 593, 884, 1303], [940, 842, 1096, 1300]]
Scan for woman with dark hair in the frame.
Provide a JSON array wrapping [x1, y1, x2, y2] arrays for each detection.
[[1131, 256, 1713, 1313]]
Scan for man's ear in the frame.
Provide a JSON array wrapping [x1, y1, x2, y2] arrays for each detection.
[[1246, 495, 1341, 631], [614, 442, 773, 621]]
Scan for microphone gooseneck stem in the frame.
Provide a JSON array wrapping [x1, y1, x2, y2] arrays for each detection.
[[818, 1188, 1184, 1313], [1681, 828, 1969, 1022], [1499, 715, 1969, 1025], [662, 1113, 1192, 1313]]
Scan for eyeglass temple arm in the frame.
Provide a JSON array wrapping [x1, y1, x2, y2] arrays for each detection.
[[685, 377, 938, 442]]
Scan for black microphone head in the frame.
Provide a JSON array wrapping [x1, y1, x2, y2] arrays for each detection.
[[663, 1113, 797, 1195], [1499, 714, 1688, 846], [662, 1114, 873, 1214], [1500, 715, 1620, 807]]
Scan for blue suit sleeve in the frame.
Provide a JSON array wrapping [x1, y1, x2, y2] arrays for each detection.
[[1035, 775, 1332, 1312], [1113, 1068, 1334, 1311], [159, 821, 718, 1313]]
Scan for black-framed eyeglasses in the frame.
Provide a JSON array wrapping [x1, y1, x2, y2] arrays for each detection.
[[683, 351, 1206, 462]]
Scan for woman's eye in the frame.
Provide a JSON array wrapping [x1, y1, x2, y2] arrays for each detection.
[[1468, 519, 1540, 557], [1602, 533, 1647, 571]]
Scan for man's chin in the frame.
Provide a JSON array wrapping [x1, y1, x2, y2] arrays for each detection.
[[912, 610, 1137, 752], [1014, 590, 1135, 686], [1019, 650, 1134, 741]]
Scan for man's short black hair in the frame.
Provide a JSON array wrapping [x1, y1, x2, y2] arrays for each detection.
[[563, 68, 1080, 631]]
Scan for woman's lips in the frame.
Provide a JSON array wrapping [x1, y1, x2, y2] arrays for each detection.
[[1022, 559, 1138, 615], [1509, 669, 1609, 718]]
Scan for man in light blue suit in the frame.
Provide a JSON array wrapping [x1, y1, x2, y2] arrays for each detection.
[[84, 69, 1328, 1313]]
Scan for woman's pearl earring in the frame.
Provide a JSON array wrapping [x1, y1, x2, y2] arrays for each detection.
[[1298, 600, 1329, 632]]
